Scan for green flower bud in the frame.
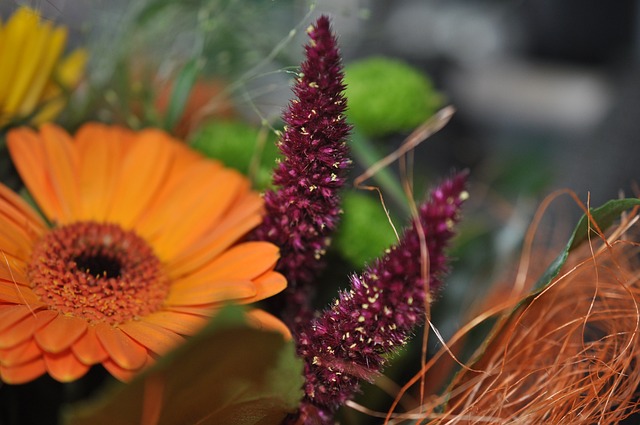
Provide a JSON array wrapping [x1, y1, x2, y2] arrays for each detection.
[[335, 191, 398, 266], [344, 57, 442, 137]]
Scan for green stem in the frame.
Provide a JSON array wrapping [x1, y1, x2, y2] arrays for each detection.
[[350, 130, 409, 213]]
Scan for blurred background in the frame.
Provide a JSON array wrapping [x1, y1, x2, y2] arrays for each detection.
[[11, 0, 638, 204], [3, 0, 639, 422]]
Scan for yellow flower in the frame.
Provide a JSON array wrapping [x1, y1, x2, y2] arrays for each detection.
[[0, 123, 287, 384], [0, 7, 87, 127]]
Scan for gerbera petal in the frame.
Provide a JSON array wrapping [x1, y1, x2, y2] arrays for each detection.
[[165, 279, 257, 306], [6, 127, 64, 221], [142, 310, 208, 335], [245, 309, 292, 340], [0, 305, 34, 333], [118, 321, 184, 356], [136, 156, 222, 218], [154, 168, 246, 248], [102, 356, 148, 382], [238, 271, 287, 305], [71, 325, 109, 365], [0, 257, 29, 287], [180, 242, 279, 282], [0, 357, 46, 384], [0, 263, 29, 288], [0, 222, 33, 273], [164, 141, 204, 175], [0, 182, 46, 234], [164, 306, 217, 316], [39, 123, 80, 222], [94, 324, 147, 370], [106, 129, 175, 228], [138, 165, 246, 261], [0, 282, 43, 307], [34, 314, 88, 354], [43, 350, 90, 383], [75, 124, 133, 221], [0, 338, 40, 366], [0, 309, 56, 349], [167, 192, 263, 277]]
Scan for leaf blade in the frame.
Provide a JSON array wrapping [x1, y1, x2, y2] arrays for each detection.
[[63, 306, 303, 425]]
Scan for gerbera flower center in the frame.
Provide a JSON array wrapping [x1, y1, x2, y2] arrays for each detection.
[[74, 253, 122, 280], [28, 221, 169, 325]]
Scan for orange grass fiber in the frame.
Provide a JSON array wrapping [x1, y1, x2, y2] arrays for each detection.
[[0, 123, 288, 384], [419, 209, 640, 424]]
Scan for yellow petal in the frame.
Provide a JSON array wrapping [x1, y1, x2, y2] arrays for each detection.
[[0, 8, 39, 106], [32, 48, 88, 124], [9, 24, 66, 116]]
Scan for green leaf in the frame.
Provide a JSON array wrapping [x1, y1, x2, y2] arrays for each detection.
[[494, 198, 640, 339], [63, 306, 303, 425], [164, 58, 201, 132], [533, 198, 640, 292]]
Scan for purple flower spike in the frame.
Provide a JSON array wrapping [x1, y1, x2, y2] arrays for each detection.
[[253, 16, 351, 321], [294, 172, 469, 423]]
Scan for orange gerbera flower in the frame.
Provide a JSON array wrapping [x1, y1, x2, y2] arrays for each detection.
[[0, 123, 287, 384]]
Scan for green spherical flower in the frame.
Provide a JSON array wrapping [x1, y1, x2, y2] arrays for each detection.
[[190, 120, 280, 189], [344, 57, 442, 137], [335, 191, 398, 267]]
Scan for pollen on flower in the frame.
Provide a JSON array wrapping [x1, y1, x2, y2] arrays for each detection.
[[28, 221, 169, 325], [252, 15, 351, 292], [295, 172, 469, 421]]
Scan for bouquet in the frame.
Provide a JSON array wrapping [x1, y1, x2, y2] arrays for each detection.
[[0, 3, 638, 424]]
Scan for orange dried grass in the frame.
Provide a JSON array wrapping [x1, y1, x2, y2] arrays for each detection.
[[441, 237, 640, 424], [380, 203, 640, 424]]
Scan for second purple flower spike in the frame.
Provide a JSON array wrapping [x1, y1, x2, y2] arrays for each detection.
[[294, 172, 469, 423]]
